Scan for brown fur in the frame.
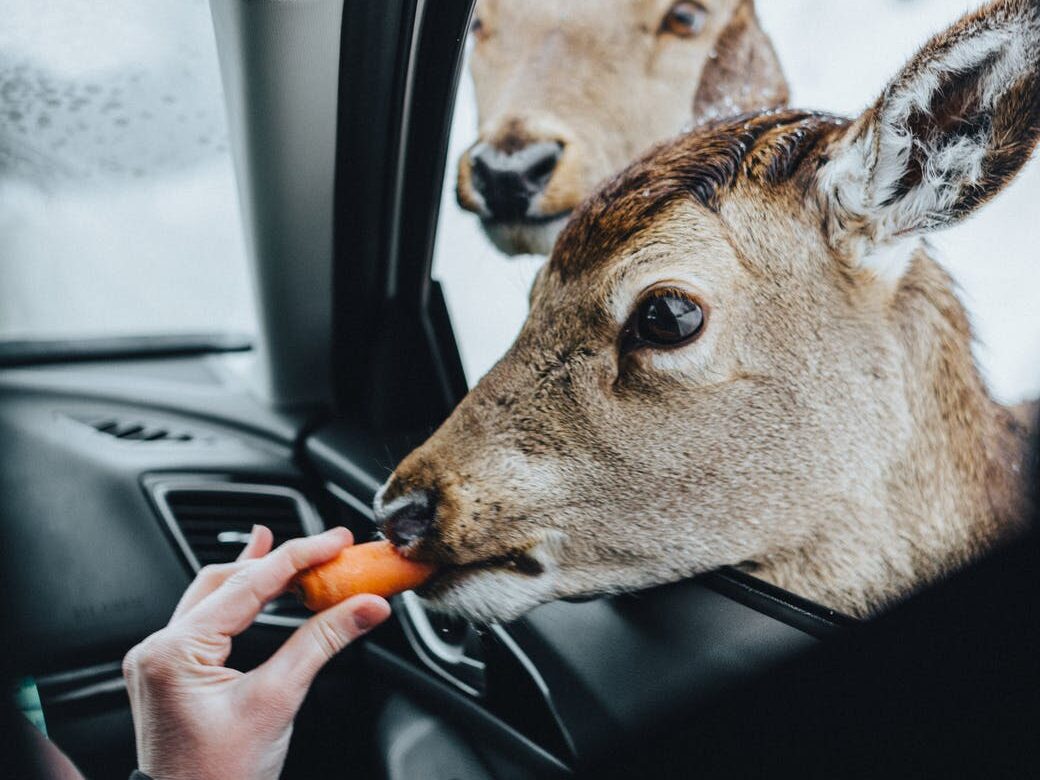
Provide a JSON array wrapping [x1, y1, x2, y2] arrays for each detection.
[[552, 111, 844, 279], [457, 0, 788, 255], [380, 0, 1039, 623], [691, 1, 788, 120]]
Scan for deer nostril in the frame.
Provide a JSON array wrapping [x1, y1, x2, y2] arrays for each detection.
[[470, 143, 493, 184], [523, 142, 563, 192], [468, 140, 564, 221], [378, 491, 435, 547]]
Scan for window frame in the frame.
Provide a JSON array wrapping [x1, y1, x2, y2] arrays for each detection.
[[330, 0, 472, 433]]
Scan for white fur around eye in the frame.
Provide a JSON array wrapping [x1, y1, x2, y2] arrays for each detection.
[[649, 347, 704, 372], [609, 260, 718, 375], [610, 265, 711, 327], [646, 339, 724, 377]]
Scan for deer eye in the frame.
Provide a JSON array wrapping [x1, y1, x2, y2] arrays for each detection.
[[469, 15, 485, 37], [627, 290, 705, 350], [660, 1, 708, 37]]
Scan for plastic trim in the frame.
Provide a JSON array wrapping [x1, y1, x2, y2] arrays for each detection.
[[0, 334, 251, 368], [702, 567, 855, 638], [398, 592, 486, 697], [146, 477, 324, 628]]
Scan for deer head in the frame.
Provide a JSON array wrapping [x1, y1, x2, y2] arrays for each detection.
[[456, 0, 787, 256], [383, 0, 1039, 622]]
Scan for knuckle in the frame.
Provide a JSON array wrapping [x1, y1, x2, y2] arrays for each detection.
[[121, 644, 141, 679], [128, 633, 173, 678], [219, 562, 268, 611], [224, 565, 254, 590], [268, 545, 304, 583], [282, 534, 324, 568], [309, 618, 346, 661]]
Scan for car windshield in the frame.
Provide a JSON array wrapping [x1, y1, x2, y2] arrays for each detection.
[[0, 0, 256, 343]]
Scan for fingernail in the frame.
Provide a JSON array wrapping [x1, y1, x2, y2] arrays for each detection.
[[354, 599, 390, 631], [249, 524, 260, 541]]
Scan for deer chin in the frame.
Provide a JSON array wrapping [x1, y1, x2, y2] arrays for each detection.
[[416, 533, 566, 623], [418, 563, 556, 624], [480, 213, 570, 257]]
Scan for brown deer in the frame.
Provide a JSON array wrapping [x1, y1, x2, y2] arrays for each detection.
[[379, 0, 1040, 622], [456, 0, 788, 256]]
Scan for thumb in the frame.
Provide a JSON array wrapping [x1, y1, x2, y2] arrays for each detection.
[[248, 595, 391, 712]]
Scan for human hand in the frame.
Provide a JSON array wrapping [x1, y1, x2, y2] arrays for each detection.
[[122, 525, 391, 780]]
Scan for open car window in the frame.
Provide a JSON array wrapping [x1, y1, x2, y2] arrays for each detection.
[[433, 0, 1040, 403], [0, 0, 256, 344]]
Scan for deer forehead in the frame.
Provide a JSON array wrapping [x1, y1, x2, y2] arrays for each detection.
[[549, 111, 844, 276], [472, 0, 745, 108], [478, 0, 738, 37]]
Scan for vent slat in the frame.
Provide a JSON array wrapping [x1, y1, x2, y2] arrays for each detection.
[[67, 413, 198, 443], [167, 501, 297, 513], [162, 488, 310, 571], [170, 506, 300, 520], [183, 533, 298, 547], [184, 530, 298, 540], [178, 520, 301, 534]]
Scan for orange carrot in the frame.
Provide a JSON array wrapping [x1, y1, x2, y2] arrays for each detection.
[[293, 539, 437, 611]]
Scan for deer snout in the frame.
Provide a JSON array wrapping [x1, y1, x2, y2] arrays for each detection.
[[374, 489, 436, 548], [467, 140, 564, 222]]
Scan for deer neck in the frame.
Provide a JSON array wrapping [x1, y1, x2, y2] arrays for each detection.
[[754, 245, 1032, 618]]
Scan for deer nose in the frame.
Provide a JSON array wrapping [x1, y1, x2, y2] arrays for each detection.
[[375, 490, 435, 548], [469, 140, 563, 221]]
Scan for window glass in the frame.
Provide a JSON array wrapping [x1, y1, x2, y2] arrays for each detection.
[[433, 0, 1040, 404], [0, 0, 255, 342], [433, 65, 542, 383]]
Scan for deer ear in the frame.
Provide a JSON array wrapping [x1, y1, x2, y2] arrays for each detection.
[[692, 0, 788, 122], [818, 0, 1040, 257]]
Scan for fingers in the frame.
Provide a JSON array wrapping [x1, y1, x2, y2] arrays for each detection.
[[170, 526, 274, 623], [189, 527, 354, 637], [247, 595, 391, 713], [170, 563, 244, 624], [236, 524, 274, 561]]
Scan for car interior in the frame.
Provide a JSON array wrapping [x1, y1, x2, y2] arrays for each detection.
[[3, 1, 1039, 778]]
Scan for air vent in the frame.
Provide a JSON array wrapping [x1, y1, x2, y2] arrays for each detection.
[[150, 481, 324, 626], [68, 413, 202, 443]]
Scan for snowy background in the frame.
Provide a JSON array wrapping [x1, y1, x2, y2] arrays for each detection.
[[0, 1, 1037, 404], [0, 0, 254, 342], [434, 0, 1040, 404]]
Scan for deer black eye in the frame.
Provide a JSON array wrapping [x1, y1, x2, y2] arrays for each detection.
[[632, 291, 704, 348], [470, 16, 485, 36], [660, 1, 708, 37]]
